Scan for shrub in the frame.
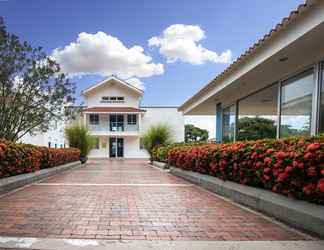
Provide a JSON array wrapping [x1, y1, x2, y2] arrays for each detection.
[[65, 123, 94, 157], [142, 123, 172, 161], [167, 135, 324, 205], [0, 139, 80, 178]]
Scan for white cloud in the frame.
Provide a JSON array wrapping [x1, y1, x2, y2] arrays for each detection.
[[125, 77, 145, 90], [52, 32, 164, 79], [149, 24, 232, 65]]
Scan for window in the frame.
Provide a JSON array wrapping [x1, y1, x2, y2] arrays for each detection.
[[127, 114, 137, 125], [222, 105, 236, 142], [237, 84, 278, 140], [89, 114, 99, 125], [101, 96, 125, 103], [94, 137, 100, 149], [319, 65, 324, 133], [280, 69, 314, 137]]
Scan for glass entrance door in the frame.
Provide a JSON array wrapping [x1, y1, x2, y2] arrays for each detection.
[[109, 137, 124, 157]]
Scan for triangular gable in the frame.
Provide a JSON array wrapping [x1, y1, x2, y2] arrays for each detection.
[[81, 75, 144, 96]]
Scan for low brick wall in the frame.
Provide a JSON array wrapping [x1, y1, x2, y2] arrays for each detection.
[[0, 161, 81, 195], [170, 166, 324, 238]]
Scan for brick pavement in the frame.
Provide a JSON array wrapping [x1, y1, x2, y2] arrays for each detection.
[[0, 159, 308, 241]]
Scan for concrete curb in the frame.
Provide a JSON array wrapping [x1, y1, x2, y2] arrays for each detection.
[[152, 161, 169, 170], [170, 166, 324, 238], [0, 236, 323, 250], [0, 161, 81, 195]]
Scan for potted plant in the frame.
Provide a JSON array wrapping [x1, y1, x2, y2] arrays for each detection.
[[65, 123, 94, 164]]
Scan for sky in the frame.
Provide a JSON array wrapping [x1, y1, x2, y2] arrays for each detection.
[[1, 0, 304, 138]]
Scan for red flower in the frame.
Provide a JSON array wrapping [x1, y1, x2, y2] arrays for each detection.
[[307, 167, 317, 177], [306, 143, 321, 152], [318, 179, 324, 193], [264, 157, 272, 165], [321, 169, 324, 176], [264, 168, 271, 174], [285, 166, 293, 173], [304, 152, 314, 161], [275, 151, 286, 160]]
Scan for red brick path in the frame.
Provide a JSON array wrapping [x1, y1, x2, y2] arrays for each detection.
[[0, 159, 307, 241]]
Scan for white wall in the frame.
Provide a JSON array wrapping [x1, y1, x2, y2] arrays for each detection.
[[20, 120, 66, 148], [85, 82, 141, 108], [140, 107, 184, 142]]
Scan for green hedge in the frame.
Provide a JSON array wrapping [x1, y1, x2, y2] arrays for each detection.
[[154, 135, 324, 205], [0, 139, 80, 178]]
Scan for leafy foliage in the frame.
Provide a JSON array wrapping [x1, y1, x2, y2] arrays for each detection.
[[0, 18, 75, 141], [142, 123, 172, 160], [168, 135, 324, 205], [185, 124, 208, 142], [0, 138, 80, 178], [65, 123, 94, 157], [237, 117, 276, 141]]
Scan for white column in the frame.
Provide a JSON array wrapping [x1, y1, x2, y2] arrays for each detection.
[[83, 113, 87, 126]]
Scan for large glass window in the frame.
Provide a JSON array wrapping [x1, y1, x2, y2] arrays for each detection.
[[237, 84, 278, 140], [319, 65, 324, 133], [222, 105, 236, 142], [280, 69, 314, 137]]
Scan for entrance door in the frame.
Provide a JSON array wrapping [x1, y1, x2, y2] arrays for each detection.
[[109, 137, 124, 157]]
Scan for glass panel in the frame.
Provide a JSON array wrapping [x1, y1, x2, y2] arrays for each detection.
[[109, 114, 124, 131], [280, 69, 314, 137], [127, 114, 137, 125], [237, 84, 278, 140], [89, 114, 99, 125], [319, 65, 324, 133], [222, 105, 236, 142]]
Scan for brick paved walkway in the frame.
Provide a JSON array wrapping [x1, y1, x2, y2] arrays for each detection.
[[0, 159, 309, 241]]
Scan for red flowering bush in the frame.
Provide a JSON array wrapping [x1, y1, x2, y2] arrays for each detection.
[[0, 139, 80, 178], [167, 135, 324, 205]]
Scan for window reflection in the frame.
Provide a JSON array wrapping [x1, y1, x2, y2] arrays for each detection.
[[280, 69, 314, 137], [222, 105, 236, 142], [238, 84, 278, 140]]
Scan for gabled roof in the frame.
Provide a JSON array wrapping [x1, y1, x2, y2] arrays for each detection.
[[179, 0, 317, 112], [81, 75, 144, 96]]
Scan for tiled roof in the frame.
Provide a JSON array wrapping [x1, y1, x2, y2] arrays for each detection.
[[83, 107, 146, 113], [179, 1, 313, 111]]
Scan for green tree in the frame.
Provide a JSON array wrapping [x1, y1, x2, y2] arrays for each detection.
[[0, 17, 75, 141], [237, 117, 276, 141], [185, 124, 209, 142]]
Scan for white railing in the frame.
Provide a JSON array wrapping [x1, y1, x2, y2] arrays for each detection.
[[88, 123, 139, 132]]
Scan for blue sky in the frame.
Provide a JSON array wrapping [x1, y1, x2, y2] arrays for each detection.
[[1, 0, 304, 137]]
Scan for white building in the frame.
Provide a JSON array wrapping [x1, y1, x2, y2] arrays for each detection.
[[21, 76, 184, 158], [179, 0, 324, 142], [82, 76, 184, 158]]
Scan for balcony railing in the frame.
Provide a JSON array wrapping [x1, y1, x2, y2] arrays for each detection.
[[88, 123, 139, 132]]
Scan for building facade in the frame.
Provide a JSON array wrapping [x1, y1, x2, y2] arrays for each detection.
[[21, 76, 184, 158], [82, 76, 184, 158], [179, 0, 324, 142]]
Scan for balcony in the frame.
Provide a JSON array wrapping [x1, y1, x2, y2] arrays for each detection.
[[88, 123, 139, 132]]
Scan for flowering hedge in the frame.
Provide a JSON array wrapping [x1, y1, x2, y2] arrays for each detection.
[[0, 139, 80, 178], [164, 136, 324, 205]]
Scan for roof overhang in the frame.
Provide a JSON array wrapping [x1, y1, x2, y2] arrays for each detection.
[[179, 0, 324, 115], [82, 107, 146, 114]]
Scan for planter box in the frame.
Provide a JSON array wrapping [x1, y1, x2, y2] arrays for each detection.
[[0, 161, 81, 195], [152, 161, 169, 170], [170, 166, 324, 238]]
